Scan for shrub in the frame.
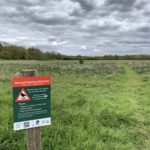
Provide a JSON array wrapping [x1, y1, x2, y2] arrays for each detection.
[[79, 59, 84, 64]]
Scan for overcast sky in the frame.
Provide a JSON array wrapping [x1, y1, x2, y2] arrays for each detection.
[[0, 0, 150, 56]]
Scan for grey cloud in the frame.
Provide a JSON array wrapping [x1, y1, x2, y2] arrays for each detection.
[[135, 0, 147, 10], [71, 0, 96, 12], [105, 0, 137, 7], [70, 7, 84, 17], [1, 0, 43, 7], [104, 0, 137, 12], [80, 24, 120, 34], [31, 14, 72, 26], [0, 0, 150, 56], [0, 3, 78, 26], [137, 26, 150, 33], [143, 10, 150, 16], [118, 40, 150, 45]]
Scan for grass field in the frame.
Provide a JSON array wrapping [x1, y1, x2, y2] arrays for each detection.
[[0, 60, 150, 150]]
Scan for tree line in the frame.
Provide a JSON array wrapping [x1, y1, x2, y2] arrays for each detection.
[[0, 43, 150, 60], [0, 44, 62, 60]]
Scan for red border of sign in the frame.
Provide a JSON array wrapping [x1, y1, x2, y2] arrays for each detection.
[[12, 76, 51, 87], [16, 88, 31, 102]]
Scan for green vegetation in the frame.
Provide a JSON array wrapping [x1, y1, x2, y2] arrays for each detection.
[[0, 43, 150, 60], [79, 59, 84, 64], [0, 60, 150, 150]]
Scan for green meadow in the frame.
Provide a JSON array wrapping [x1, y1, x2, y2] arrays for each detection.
[[0, 60, 150, 150]]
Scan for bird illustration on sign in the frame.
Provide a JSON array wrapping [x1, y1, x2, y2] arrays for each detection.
[[16, 88, 31, 102]]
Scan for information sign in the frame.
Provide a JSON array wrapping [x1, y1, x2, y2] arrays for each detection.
[[12, 76, 51, 130]]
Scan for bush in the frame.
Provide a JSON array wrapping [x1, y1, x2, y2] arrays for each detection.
[[79, 59, 84, 64]]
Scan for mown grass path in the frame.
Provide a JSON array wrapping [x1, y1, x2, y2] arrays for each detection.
[[122, 63, 147, 119], [113, 63, 150, 150], [122, 63, 142, 111]]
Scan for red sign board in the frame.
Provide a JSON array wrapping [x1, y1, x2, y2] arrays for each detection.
[[12, 76, 51, 87]]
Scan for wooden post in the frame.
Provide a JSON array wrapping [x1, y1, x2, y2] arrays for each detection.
[[21, 70, 42, 150]]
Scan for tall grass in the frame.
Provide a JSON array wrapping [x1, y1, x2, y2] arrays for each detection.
[[0, 60, 150, 150]]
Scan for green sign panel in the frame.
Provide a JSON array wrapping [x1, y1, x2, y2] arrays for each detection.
[[12, 76, 51, 130]]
